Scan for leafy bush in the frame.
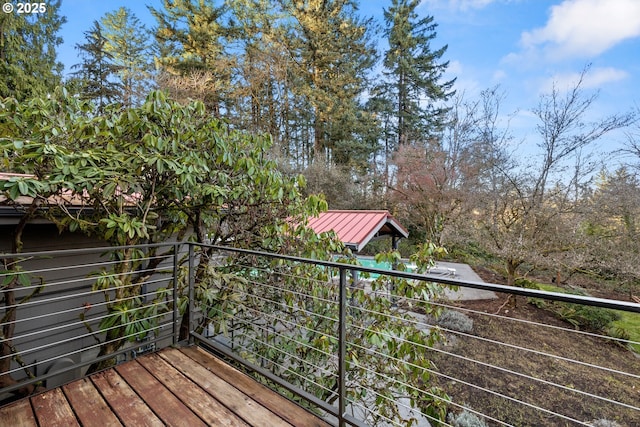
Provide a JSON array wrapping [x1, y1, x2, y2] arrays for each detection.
[[447, 409, 488, 427], [446, 241, 498, 265], [514, 277, 539, 289], [437, 310, 473, 333], [559, 304, 621, 331], [527, 285, 621, 332]]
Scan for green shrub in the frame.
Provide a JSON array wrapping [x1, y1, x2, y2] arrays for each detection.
[[527, 285, 621, 332], [437, 310, 474, 333], [514, 277, 539, 289], [590, 419, 621, 427], [447, 409, 488, 427], [446, 241, 497, 265], [557, 303, 621, 331]]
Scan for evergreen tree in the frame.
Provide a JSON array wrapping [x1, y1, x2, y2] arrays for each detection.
[[225, 0, 286, 135], [284, 0, 377, 166], [71, 21, 122, 112], [150, 0, 233, 116], [101, 7, 153, 107], [0, 0, 65, 100], [381, 0, 455, 147]]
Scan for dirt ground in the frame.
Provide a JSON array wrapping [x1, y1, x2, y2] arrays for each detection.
[[431, 268, 640, 426]]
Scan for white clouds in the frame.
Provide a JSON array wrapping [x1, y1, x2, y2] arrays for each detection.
[[492, 69, 507, 82], [521, 0, 640, 59], [443, 60, 479, 95], [447, 60, 464, 75], [540, 67, 629, 93]]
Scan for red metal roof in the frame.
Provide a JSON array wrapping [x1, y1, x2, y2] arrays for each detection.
[[307, 210, 409, 252]]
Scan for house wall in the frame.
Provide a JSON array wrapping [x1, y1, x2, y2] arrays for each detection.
[[1, 222, 177, 398], [0, 222, 108, 253]]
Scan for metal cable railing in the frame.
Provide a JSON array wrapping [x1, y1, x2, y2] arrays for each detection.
[[1, 242, 638, 426], [192, 244, 640, 427], [0, 243, 181, 399]]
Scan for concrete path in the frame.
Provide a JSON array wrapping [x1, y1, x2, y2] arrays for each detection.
[[430, 261, 498, 301]]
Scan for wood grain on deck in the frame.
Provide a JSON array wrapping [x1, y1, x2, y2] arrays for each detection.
[[0, 346, 330, 427]]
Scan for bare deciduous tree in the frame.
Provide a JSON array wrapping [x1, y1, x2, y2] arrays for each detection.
[[469, 68, 634, 286]]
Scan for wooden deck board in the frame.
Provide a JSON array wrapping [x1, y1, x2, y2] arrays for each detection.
[[0, 398, 37, 427], [31, 388, 80, 427], [115, 359, 208, 427], [0, 346, 330, 427], [181, 346, 332, 427], [138, 352, 250, 427], [62, 377, 122, 427], [158, 347, 293, 427], [90, 369, 164, 427]]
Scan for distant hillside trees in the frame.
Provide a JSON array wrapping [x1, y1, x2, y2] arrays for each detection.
[[583, 168, 640, 292], [69, 8, 153, 109], [462, 71, 634, 286], [151, 0, 379, 170], [283, 0, 378, 166], [0, 0, 65, 100]]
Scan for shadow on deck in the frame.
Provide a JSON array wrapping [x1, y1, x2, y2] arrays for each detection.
[[0, 346, 329, 427]]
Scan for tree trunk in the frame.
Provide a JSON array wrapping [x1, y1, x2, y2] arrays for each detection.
[[506, 259, 518, 287], [86, 328, 125, 374], [506, 259, 521, 307], [0, 203, 39, 396]]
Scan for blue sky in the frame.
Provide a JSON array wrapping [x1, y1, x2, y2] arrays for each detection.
[[414, 0, 640, 157], [56, 0, 639, 157]]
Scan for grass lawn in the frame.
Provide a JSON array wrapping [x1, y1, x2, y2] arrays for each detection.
[[611, 311, 640, 353], [537, 283, 640, 353]]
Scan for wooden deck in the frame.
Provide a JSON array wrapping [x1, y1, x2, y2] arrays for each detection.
[[0, 346, 331, 427]]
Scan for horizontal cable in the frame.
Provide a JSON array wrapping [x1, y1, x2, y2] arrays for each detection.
[[7, 321, 171, 377], [0, 253, 172, 287], [202, 306, 336, 362], [2, 282, 174, 331], [353, 358, 514, 427], [202, 307, 338, 351], [349, 339, 601, 426], [237, 332, 337, 379], [7, 297, 174, 348], [229, 344, 336, 397], [345, 398, 410, 427], [231, 284, 339, 326], [3, 310, 172, 366], [1, 269, 174, 313], [348, 300, 640, 381], [348, 318, 639, 413]]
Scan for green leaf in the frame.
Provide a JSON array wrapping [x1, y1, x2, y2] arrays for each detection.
[[17, 272, 30, 286], [8, 182, 20, 200], [17, 180, 28, 196], [2, 271, 15, 286]]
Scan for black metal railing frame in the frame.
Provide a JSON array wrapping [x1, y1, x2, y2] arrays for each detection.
[[187, 243, 640, 427], [0, 242, 182, 397], [1, 242, 639, 425]]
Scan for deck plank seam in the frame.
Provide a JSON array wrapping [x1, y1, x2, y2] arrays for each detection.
[[156, 349, 260, 426], [176, 346, 324, 427], [131, 353, 213, 427]]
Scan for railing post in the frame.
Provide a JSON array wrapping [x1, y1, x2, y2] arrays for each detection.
[[338, 267, 347, 427], [188, 243, 195, 344], [172, 243, 179, 346]]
